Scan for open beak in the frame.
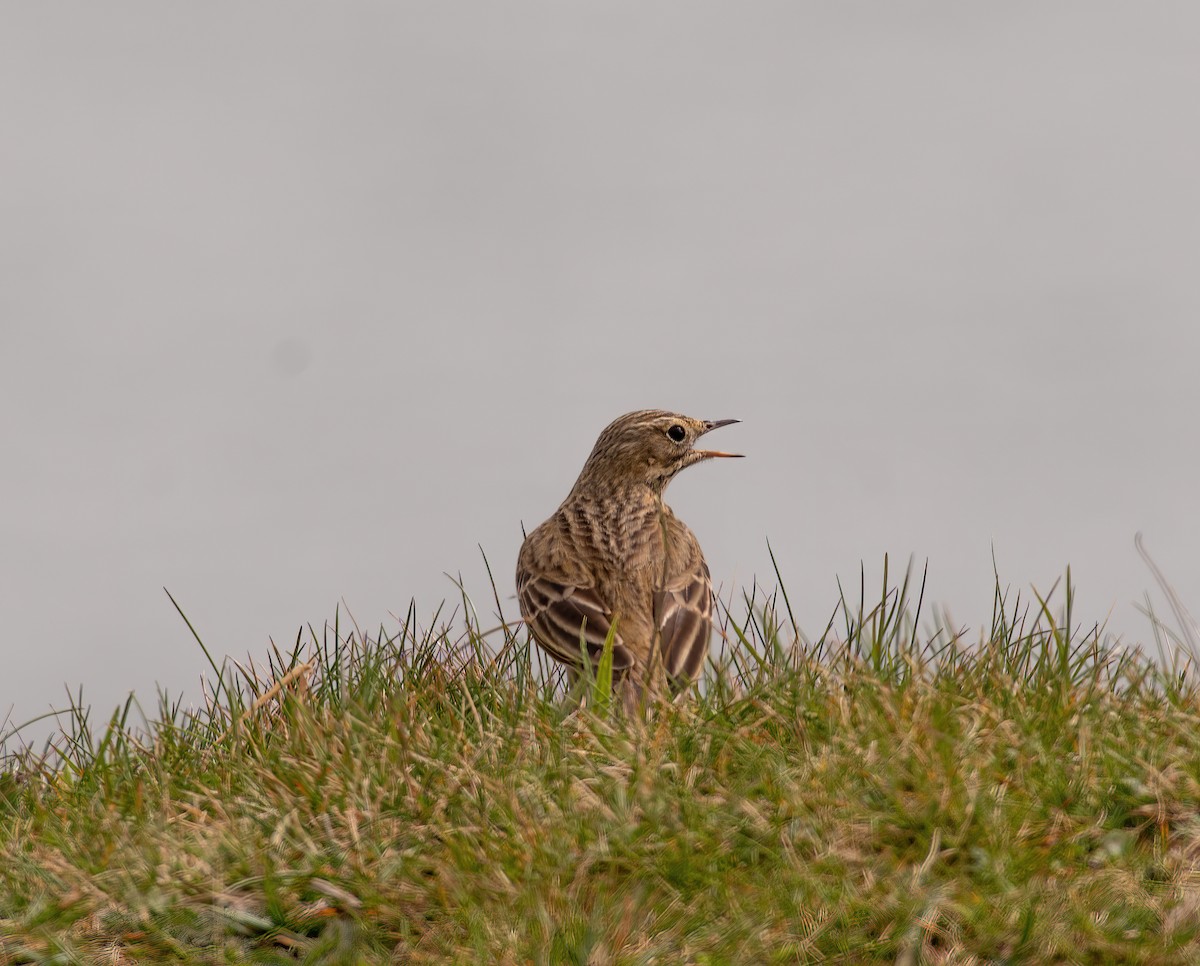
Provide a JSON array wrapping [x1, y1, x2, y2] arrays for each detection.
[[695, 418, 743, 459]]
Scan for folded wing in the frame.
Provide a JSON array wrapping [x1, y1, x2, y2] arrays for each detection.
[[654, 554, 714, 685], [517, 571, 635, 672]]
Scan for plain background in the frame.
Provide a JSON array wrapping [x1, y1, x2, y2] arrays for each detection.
[[4, 3, 1198, 744]]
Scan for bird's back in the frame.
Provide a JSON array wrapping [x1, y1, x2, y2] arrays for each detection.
[[517, 490, 713, 689]]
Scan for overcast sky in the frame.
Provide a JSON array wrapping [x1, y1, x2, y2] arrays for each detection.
[[4, 3, 1198, 746]]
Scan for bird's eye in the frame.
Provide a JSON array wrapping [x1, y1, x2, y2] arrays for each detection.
[[667, 425, 687, 443]]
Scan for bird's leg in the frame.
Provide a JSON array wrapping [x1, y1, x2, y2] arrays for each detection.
[[555, 666, 587, 716], [617, 674, 643, 717]]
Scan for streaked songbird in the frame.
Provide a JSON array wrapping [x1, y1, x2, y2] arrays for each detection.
[[516, 409, 741, 710]]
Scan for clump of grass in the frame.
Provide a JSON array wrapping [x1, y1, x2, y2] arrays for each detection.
[[3, 555, 1200, 963]]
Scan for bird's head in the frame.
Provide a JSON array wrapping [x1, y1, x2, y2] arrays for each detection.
[[572, 409, 743, 495]]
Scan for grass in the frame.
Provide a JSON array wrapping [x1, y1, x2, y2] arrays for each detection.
[[3, 555, 1200, 964]]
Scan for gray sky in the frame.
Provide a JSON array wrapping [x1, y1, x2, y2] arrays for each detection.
[[4, 3, 1198, 744]]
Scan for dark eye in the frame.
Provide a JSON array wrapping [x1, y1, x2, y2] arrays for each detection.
[[667, 425, 686, 443]]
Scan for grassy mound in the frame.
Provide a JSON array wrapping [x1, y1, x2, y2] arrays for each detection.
[[3, 563, 1200, 963]]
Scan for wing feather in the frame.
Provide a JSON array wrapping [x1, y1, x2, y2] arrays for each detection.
[[654, 553, 714, 685], [517, 571, 634, 671]]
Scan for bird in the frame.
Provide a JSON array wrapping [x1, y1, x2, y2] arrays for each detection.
[[516, 409, 741, 711]]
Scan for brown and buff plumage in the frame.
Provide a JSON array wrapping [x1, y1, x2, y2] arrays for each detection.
[[516, 410, 741, 710]]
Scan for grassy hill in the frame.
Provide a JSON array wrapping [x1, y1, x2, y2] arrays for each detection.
[[3, 563, 1200, 964]]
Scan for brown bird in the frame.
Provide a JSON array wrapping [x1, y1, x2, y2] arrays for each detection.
[[516, 410, 741, 709]]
